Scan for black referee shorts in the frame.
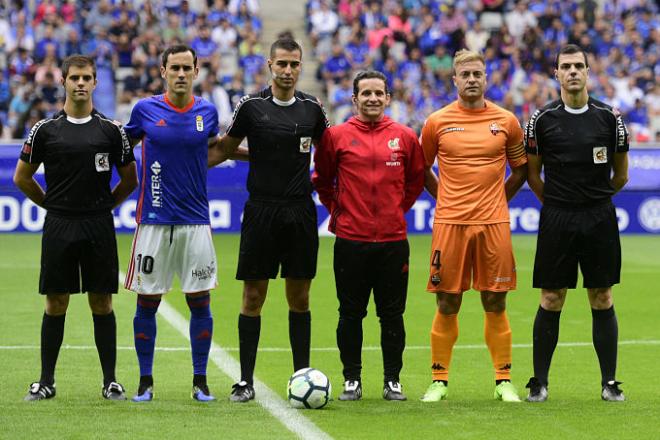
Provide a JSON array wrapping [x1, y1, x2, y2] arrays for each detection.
[[334, 238, 409, 320], [40, 213, 119, 294], [236, 198, 318, 280], [533, 202, 621, 290]]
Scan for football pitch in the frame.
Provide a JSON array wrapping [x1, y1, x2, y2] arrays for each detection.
[[0, 233, 658, 440]]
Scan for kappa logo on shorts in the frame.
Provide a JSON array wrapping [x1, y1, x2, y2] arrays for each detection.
[[593, 146, 607, 164], [95, 153, 110, 172], [430, 272, 441, 286]]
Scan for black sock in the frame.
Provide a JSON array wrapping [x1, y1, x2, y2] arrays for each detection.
[[337, 316, 363, 381], [193, 374, 207, 388], [93, 311, 117, 387], [289, 310, 311, 372], [532, 306, 561, 386], [238, 314, 260, 385], [380, 316, 405, 383], [592, 306, 618, 385], [40, 313, 66, 385], [433, 380, 448, 385]]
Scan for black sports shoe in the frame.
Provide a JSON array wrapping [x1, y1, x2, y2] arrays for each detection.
[[601, 381, 625, 402], [230, 381, 255, 403], [525, 377, 548, 402], [338, 380, 362, 401], [383, 381, 407, 401], [102, 382, 127, 401], [24, 382, 56, 401]]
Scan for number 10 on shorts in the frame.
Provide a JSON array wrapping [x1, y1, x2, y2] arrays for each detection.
[[135, 254, 154, 274]]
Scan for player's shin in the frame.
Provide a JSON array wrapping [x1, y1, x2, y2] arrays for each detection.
[[430, 311, 458, 382], [186, 294, 213, 378], [133, 296, 160, 378], [485, 310, 512, 381], [93, 311, 117, 386]]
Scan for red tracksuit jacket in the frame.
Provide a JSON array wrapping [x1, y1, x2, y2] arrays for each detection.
[[312, 115, 425, 242]]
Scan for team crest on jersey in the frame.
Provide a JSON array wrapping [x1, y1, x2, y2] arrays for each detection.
[[95, 153, 110, 172], [593, 146, 607, 164], [387, 138, 400, 150], [299, 137, 312, 153], [489, 122, 502, 136], [196, 115, 204, 132]]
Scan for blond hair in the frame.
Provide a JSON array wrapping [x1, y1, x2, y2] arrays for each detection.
[[452, 49, 485, 72]]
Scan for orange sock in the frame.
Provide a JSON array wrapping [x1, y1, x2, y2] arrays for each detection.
[[484, 311, 512, 381], [430, 311, 458, 382]]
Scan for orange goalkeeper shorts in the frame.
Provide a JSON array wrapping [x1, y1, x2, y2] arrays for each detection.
[[426, 222, 517, 294]]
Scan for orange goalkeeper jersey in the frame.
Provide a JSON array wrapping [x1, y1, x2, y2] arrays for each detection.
[[421, 100, 526, 224]]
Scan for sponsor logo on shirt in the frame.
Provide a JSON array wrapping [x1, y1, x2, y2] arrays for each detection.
[[95, 153, 110, 172], [196, 115, 204, 132], [386, 151, 401, 167], [150, 161, 162, 208], [387, 137, 400, 150], [442, 127, 464, 133]]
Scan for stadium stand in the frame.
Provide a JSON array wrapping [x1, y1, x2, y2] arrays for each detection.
[[0, 0, 658, 144], [306, 0, 659, 142], [0, 0, 266, 138]]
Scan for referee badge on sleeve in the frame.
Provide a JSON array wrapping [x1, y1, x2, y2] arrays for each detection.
[[95, 153, 110, 172], [593, 146, 607, 164], [299, 137, 312, 153]]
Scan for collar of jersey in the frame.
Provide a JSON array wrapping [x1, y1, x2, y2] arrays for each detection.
[[66, 115, 93, 124], [563, 103, 589, 114], [272, 96, 296, 107], [164, 94, 195, 113]]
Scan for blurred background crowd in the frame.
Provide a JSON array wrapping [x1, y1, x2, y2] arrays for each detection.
[[310, 0, 660, 142], [0, 0, 658, 144]]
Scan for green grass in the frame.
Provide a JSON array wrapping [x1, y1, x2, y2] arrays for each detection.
[[0, 234, 659, 439]]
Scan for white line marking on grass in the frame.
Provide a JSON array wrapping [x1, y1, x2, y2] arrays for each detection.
[[117, 272, 330, 439], [156, 300, 333, 440], [4, 339, 659, 352]]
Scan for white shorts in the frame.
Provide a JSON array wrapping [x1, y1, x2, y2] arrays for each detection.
[[124, 224, 217, 295]]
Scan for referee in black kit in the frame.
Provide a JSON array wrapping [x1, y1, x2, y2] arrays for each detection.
[[524, 44, 629, 403], [209, 38, 329, 402], [13, 55, 138, 401]]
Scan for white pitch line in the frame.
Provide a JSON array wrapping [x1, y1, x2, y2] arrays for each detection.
[[156, 300, 332, 440], [3, 339, 659, 352], [116, 270, 331, 440]]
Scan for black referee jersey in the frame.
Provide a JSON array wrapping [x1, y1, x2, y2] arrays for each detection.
[[19, 109, 135, 216], [226, 87, 329, 201], [524, 97, 629, 208]]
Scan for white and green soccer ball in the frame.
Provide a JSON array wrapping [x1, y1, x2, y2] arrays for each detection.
[[287, 368, 332, 409]]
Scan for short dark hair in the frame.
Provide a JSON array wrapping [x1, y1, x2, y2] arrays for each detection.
[[555, 44, 589, 68], [162, 44, 197, 68], [269, 38, 303, 59], [62, 55, 96, 79], [352, 70, 389, 96]]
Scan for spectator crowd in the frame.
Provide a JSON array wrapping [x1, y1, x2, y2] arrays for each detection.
[[308, 0, 660, 143], [0, 0, 658, 144], [0, 0, 265, 139]]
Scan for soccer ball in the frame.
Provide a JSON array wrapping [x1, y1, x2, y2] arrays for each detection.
[[287, 368, 332, 409]]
